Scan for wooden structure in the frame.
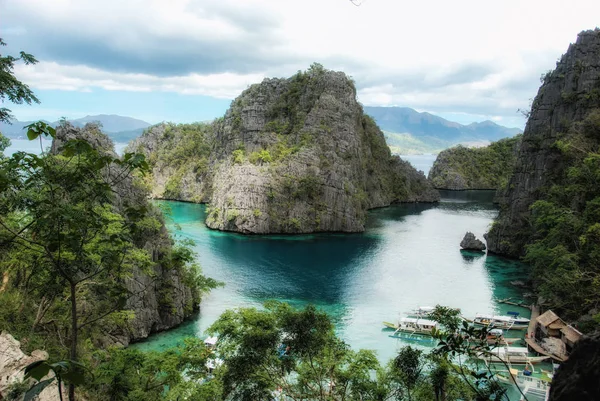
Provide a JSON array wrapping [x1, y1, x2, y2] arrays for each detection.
[[526, 309, 582, 361]]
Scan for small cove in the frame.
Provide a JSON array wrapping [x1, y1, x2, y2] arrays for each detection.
[[132, 188, 531, 365]]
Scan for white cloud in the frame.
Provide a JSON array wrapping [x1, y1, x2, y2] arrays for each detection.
[[4, 0, 600, 125], [15, 62, 264, 99]]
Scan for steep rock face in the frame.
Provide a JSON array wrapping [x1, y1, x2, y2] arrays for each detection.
[[549, 332, 600, 401], [486, 29, 600, 256], [428, 136, 521, 191], [52, 124, 198, 345], [134, 66, 439, 234]]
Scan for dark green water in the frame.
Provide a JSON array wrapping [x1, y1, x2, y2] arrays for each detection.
[[132, 189, 532, 366]]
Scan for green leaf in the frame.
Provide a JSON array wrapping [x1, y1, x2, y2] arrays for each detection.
[[61, 369, 85, 385], [26, 127, 40, 140], [23, 378, 55, 401], [24, 360, 51, 381]]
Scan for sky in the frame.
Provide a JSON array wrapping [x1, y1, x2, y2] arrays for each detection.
[[2, 0, 600, 128]]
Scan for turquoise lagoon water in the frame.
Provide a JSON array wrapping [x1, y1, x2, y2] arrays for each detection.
[[133, 190, 532, 367]]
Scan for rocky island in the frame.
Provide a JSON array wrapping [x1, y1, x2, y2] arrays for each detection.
[[428, 135, 521, 191], [131, 64, 439, 234]]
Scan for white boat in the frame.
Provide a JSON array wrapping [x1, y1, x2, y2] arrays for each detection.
[[204, 336, 218, 349], [497, 368, 551, 401], [477, 346, 550, 365], [471, 313, 530, 330], [383, 317, 440, 336]]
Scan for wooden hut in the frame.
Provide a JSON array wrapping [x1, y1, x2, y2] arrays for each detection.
[[534, 310, 566, 340]]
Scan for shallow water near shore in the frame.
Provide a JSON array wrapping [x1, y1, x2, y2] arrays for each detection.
[[132, 189, 532, 368]]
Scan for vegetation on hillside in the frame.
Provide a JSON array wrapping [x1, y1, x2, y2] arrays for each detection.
[[429, 135, 521, 190], [0, 125, 219, 400], [49, 302, 512, 401], [131, 122, 214, 200], [524, 110, 600, 331], [385, 131, 450, 155]]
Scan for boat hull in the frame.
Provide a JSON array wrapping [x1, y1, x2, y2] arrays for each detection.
[[478, 354, 550, 365], [382, 322, 435, 336]]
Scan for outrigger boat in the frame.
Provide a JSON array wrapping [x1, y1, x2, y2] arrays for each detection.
[[496, 364, 551, 401], [477, 346, 550, 365], [383, 317, 440, 336], [469, 312, 530, 330]]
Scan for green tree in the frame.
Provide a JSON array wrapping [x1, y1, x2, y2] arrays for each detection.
[[0, 38, 39, 125], [390, 346, 425, 401], [0, 123, 152, 401], [208, 301, 385, 401]]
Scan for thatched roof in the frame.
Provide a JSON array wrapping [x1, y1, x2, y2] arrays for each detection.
[[561, 325, 582, 343], [537, 310, 563, 328]]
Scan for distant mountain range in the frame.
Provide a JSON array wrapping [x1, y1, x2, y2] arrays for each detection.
[[0, 114, 152, 143], [1, 109, 522, 154], [363, 106, 522, 154]]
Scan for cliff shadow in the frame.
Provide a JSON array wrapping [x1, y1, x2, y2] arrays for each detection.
[[205, 231, 381, 306]]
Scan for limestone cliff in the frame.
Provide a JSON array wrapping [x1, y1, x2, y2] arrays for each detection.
[[0, 333, 64, 401], [428, 136, 521, 191], [486, 29, 600, 256], [132, 65, 439, 234], [52, 123, 199, 345]]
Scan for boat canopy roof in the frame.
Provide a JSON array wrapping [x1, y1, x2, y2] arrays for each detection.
[[476, 314, 529, 322], [204, 336, 218, 346], [400, 317, 438, 325], [489, 329, 504, 335]]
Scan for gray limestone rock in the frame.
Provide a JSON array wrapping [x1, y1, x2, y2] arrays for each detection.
[[0, 332, 64, 401], [460, 232, 486, 251], [133, 67, 440, 234], [486, 29, 600, 256]]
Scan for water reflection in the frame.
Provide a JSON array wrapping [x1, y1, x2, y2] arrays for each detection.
[[207, 230, 381, 304], [460, 250, 486, 264], [439, 189, 497, 204]]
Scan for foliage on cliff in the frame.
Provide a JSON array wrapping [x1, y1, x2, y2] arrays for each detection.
[[129, 122, 214, 202], [524, 110, 600, 331], [428, 135, 521, 190], [487, 29, 600, 257]]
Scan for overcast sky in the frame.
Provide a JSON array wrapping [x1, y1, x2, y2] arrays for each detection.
[[2, 0, 599, 128]]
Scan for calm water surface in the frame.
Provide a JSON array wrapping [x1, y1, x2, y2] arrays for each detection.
[[134, 190, 531, 367]]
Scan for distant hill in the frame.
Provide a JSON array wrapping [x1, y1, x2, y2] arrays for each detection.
[[0, 114, 152, 143], [363, 106, 521, 153]]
